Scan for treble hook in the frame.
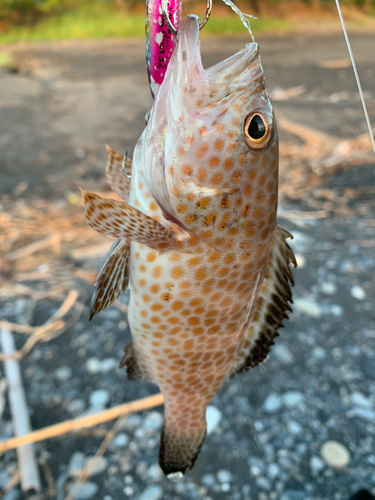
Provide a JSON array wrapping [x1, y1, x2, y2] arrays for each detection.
[[161, 0, 212, 35], [122, 150, 132, 179]]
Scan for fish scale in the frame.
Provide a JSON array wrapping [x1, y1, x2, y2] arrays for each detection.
[[82, 14, 296, 477]]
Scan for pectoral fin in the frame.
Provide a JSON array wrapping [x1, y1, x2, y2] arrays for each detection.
[[105, 146, 131, 202], [231, 225, 297, 376], [81, 190, 181, 251], [90, 239, 130, 319]]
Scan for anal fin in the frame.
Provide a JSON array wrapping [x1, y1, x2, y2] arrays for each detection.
[[119, 342, 154, 383], [231, 225, 297, 376], [90, 239, 130, 319]]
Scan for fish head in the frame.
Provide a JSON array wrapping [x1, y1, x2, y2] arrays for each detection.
[[144, 15, 278, 242]]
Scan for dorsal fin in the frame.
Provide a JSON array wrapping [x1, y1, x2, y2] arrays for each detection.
[[105, 146, 132, 202], [231, 225, 296, 376]]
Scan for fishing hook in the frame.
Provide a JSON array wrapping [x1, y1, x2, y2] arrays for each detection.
[[122, 150, 132, 179], [161, 0, 212, 35]]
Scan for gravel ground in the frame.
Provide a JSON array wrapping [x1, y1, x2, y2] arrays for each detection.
[[0, 31, 375, 500]]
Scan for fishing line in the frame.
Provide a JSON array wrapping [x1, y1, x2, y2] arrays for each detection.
[[335, 0, 375, 153]]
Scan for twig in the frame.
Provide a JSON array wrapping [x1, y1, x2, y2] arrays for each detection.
[[1, 328, 42, 493], [0, 393, 164, 455], [64, 415, 127, 500], [7, 235, 61, 261]]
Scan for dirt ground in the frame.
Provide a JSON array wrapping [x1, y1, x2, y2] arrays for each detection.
[[0, 30, 375, 500]]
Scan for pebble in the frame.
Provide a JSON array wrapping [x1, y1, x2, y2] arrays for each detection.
[[310, 456, 325, 474], [272, 344, 294, 365], [67, 399, 86, 415], [83, 456, 108, 476], [350, 391, 373, 409], [293, 298, 321, 317], [280, 491, 305, 500], [294, 253, 306, 268], [287, 420, 302, 435], [89, 389, 109, 409], [112, 433, 129, 448], [202, 474, 216, 487], [217, 470, 233, 483], [267, 463, 280, 479], [320, 282, 337, 295], [312, 347, 327, 360], [55, 366, 72, 381], [100, 358, 118, 373], [144, 411, 163, 430], [351, 286, 366, 300], [85, 358, 102, 374], [282, 391, 304, 408], [147, 464, 163, 480], [67, 451, 85, 477], [256, 476, 271, 490], [206, 405, 222, 434], [350, 407, 375, 422], [68, 482, 99, 499], [330, 304, 344, 317], [138, 485, 163, 500], [263, 394, 282, 413], [320, 441, 350, 468]]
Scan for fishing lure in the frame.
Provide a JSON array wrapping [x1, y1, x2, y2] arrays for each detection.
[[81, 12, 296, 477]]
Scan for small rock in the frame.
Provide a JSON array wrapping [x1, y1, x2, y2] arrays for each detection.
[[280, 491, 305, 500], [55, 366, 72, 381], [100, 358, 118, 373], [330, 304, 344, 317], [263, 394, 282, 413], [350, 391, 373, 409], [351, 286, 366, 300], [273, 344, 294, 365], [310, 456, 325, 474], [282, 391, 304, 408], [350, 407, 375, 422], [83, 456, 108, 476], [312, 347, 327, 360], [294, 253, 306, 268], [256, 476, 271, 490], [320, 282, 337, 295], [217, 470, 233, 483], [201, 473, 216, 487], [206, 405, 222, 434], [68, 482, 98, 500], [287, 420, 302, 435], [124, 414, 142, 431], [89, 389, 109, 409], [147, 464, 163, 480], [267, 463, 280, 479], [320, 440, 350, 468], [138, 485, 163, 500], [85, 358, 102, 374], [144, 411, 163, 430], [67, 451, 85, 477], [112, 433, 129, 448], [67, 399, 86, 415], [294, 298, 321, 317]]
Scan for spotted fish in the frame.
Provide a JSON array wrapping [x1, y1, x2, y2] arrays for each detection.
[[81, 15, 296, 477]]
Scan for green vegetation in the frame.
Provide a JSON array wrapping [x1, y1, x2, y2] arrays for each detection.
[[0, 51, 13, 66], [0, 0, 372, 44]]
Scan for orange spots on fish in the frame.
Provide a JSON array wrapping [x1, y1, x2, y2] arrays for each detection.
[[196, 144, 208, 159], [197, 168, 207, 182], [139, 264, 147, 272], [168, 167, 174, 175], [232, 117, 240, 126], [171, 186, 180, 196], [142, 294, 151, 303], [196, 98, 203, 106], [188, 316, 200, 326], [239, 152, 247, 165], [176, 204, 187, 213], [168, 316, 180, 325], [248, 169, 257, 181], [186, 192, 195, 201], [184, 339, 194, 350], [269, 194, 277, 206], [146, 252, 157, 263], [178, 147, 185, 157], [140, 310, 147, 318], [258, 174, 267, 186], [195, 267, 207, 281], [185, 214, 196, 224], [198, 126, 207, 136], [261, 155, 269, 168], [168, 253, 181, 262], [211, 172, 223, 185], [169, 326, 181, 335], [214, 139, 224, 151], [196, 197, 210, 209], [203, 213, 216, 226], [215, 123, 224, 133], [152, 266, 162, 278], [244, 184, 253, 197], [150, 284, 160, 294], [253, 207, 264, 220], [171, 266, 184, 279], [171, 300, 183, 311], [182, 164, 192, 175], [224, 158, 233, 170], [149, 201, 158, 211], [228, 142, 238, 152], [256, 192, 265, 204], [138, 182, 144, 190], [179, 281, 190, 289], [233, 102, 241, 113], [153, 331, 163, 339], [231, 171, 242, 183], [138, 278, 147, 287], [150, 316, 162, 324]]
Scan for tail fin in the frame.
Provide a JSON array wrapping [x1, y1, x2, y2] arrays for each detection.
[[159, 413, 206, 477]]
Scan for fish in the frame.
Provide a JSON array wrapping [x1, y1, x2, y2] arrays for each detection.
[[81, 14, 296, 478]]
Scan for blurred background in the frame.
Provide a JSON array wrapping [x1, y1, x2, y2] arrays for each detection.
[[0, 1, 375, 499]]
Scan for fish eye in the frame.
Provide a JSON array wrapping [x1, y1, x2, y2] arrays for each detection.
[[244, 111, 273, 150]]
